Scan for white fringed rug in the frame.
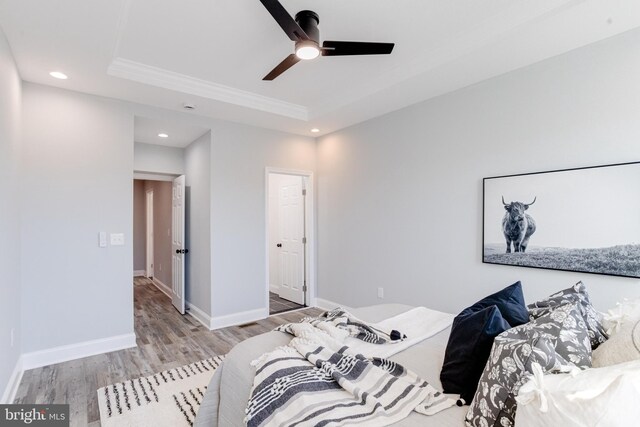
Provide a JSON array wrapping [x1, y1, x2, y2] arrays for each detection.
[[97, 356, 224, 427]]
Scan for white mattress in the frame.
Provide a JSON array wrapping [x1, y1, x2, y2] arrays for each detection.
[[195, 304, 467, 426]]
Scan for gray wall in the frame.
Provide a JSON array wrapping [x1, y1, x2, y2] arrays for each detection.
[[21, 83, 134, 352], [133, 180, 146, 272], [317, 28, 640, 313], [134, 142, 185, 175], [185, 132, 212, 314], [210, 123, 316, 317], [0, 27, 22, 402], [16, 80, 315, 352]]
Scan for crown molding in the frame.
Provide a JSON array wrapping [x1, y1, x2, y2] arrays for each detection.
[[108, 57, 309, 121]]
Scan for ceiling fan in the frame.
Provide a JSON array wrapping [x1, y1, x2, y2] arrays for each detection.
[[259, 0, 395, 80]]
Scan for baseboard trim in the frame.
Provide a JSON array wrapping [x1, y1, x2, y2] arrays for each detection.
[[186, 302, 212, 329], [210, 308, 268, 330], [133, 270, 146, 277], [1, 356, 24, 404], [21, 333, 137, 371], [269, 283, 280, 293], [151, 278, 172, 298], [314, 297, 350, 311]]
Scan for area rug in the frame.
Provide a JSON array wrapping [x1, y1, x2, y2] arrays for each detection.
[[97, 356, 224, 427]]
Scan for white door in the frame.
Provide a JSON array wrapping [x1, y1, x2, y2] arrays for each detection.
[[276, 176, 305, 305], [171, 175, 186, 314], [145, 190, 154, 278]]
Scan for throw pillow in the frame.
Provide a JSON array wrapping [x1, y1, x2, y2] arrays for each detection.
[[515, 360, 640, 427], [601, 298, 640, 336], [440, 305, 511, 403], [471, 281, 529, 327], [528, 281, 608, 348], [465, 303, 591, 427], [592, 313, 640, 367]]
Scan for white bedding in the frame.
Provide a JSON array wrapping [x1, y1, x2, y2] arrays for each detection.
[[194, 304, 467, 427], [345, 306, 454, 358]]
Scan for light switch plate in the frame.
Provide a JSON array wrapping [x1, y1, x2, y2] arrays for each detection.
[[110, 233, 125, 246], [99, 232, 107, 248]]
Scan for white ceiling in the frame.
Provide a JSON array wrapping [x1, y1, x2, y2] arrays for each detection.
[[1, 0, 640, 138], [134, 116, 209, 148]]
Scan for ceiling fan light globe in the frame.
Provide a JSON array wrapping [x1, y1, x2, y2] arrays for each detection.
[[296, 45, 320, 60]]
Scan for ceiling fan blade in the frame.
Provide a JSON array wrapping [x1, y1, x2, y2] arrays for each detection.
[[263, 54, 301, 80], [322, 41, 395, 56], [259, 0, 309, 41]]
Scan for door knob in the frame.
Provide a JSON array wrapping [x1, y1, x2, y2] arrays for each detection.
[[176, 249, 181, 254], [176, 249, 189, 254], [277, 243, 282, 248]]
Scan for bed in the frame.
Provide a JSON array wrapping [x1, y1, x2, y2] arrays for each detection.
[[194, 304, 467, 427]]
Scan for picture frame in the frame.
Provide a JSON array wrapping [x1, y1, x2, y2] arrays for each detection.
[[482, 161, 640, 279]]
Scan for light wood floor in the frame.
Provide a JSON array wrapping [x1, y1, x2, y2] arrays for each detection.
[[14, 277, 322, 426]]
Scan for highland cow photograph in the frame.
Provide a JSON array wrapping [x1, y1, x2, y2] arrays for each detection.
[[483, 162, 640, 278]]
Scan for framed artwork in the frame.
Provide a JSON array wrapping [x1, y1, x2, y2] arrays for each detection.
[[483, 161, 640, 279]]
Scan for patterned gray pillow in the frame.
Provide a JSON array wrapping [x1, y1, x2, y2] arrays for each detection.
[[465, 303, 591, 427], [528, 281, 608, 349]]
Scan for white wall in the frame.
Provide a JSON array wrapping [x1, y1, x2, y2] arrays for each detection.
[[21, 83, 134, 352], [210, 123, 316, 319], [185, 132, 212, 315], [134, 142, 185, 175], [317, 28, 640, 313], [0, 26, 22, 403]]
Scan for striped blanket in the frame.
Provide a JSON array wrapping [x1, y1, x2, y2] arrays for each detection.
[[277, 308, 407, 344], [244, 309, 454, 427]]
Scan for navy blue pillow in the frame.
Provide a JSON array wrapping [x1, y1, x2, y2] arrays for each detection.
[[470, 281, 529, 327], [440, 305, 511, 403]]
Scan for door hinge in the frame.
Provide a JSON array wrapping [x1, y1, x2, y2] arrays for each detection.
[[303, 283, 307, 292], [302, 189, 307, 196], [302, 237, 307, 244]]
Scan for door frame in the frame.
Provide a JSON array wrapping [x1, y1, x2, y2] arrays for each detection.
[[145, 189, 154, 278], [265, 167, 316, 314]]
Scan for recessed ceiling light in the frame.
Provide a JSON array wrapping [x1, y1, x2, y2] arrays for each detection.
[[311, 128, 320, 133], [49, 71, 68, 80], [158, 133, 169, 138]]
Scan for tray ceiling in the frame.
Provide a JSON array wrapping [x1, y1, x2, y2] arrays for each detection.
[[1, 0, 639, 136]]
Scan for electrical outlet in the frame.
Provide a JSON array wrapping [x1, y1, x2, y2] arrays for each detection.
[[377, 287, 384, 299], [110, 233, 125, 246], [10, 328, 14, 347]]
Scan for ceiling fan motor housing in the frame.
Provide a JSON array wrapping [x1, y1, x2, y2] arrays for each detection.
[[295, 10, 320, 44]]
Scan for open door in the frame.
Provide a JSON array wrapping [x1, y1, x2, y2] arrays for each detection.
[[171, 175, 186, 314]]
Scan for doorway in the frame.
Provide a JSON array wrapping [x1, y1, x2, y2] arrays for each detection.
[[266, 169, 314, 315], [134, 179, 181, 308]]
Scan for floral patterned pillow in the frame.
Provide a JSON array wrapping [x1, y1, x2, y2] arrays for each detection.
[[528, 281, 608, 349], [465, 303, 591, 427]]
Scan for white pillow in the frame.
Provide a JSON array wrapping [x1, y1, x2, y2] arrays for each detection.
[[601, 298, 640, 336], [515, 360, 640, 427], [592, 314, 640, 367]]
